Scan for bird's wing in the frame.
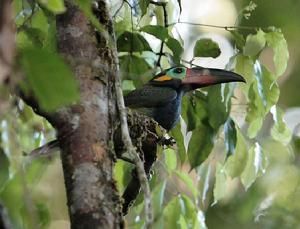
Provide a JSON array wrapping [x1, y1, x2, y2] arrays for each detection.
[[124, 86, 177, 108]]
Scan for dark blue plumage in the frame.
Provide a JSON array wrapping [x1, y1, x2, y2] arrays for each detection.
[[150, 90, 183, 130]]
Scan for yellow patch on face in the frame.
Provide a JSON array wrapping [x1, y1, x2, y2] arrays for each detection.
[[153, 75, 172, 82]]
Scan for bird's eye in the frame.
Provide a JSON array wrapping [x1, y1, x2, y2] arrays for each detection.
[[174, 68, 183, 74]]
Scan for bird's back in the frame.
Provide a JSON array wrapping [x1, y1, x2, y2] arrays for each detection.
[[124, 85, 182, 130]]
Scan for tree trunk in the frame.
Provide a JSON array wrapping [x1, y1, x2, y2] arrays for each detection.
[[54, 1, 123, 228], [19, 1, 123, 228]]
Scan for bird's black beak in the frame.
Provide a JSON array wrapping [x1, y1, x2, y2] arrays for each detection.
[[182, 67, 245, 89]]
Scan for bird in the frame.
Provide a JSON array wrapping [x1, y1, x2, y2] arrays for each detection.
[[124, 66, 245, 131]]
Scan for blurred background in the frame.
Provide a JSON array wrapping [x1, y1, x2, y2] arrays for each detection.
[[2, 0, 300, 228]]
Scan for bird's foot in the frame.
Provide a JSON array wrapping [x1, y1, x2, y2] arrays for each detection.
[[159, 136, 176, 147]]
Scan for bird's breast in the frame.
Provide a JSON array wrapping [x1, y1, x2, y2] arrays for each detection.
[[152, 92, 183, 130]]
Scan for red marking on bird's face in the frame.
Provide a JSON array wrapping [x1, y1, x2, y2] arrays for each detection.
[[183, 67, 245, 88], [186, 68, 191, 78], [183, 68, 214, 85]]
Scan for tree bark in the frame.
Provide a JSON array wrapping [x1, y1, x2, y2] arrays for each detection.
[[0, 0, 15, 114], [53, 1, 123, 228]]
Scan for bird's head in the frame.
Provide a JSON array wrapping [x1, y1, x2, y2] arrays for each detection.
[[149, 66, 245, 91]]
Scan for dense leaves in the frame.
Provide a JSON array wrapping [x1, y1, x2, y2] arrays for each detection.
[[119, 54, 152, 86], [3, 0, 295, 228]]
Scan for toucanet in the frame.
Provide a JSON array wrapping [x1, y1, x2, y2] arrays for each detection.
[[124, 66, 245, 130]]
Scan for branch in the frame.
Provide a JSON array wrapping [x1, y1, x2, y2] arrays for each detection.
[[0, 0, 15, 112], [114, 47, 154, 229], [0, 0, 15, 82], [169, 20, 269, 31], [25, 139, 59, 158], [151, 1, 168, 68], [115, 1, 156, 227]]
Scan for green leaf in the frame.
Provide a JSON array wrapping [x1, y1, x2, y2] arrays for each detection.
[[117, 31, 152, 52], [17, 31, 35, 49], [197, 162, 213, 205], [114, 159, 134, 193], [174, 171, 198, 199], [230, 30, 245, 51], [38, 0, 66, 14], [178, 215, 189, 229], [234, 54, 255, 94], [243, 29, 266, 57], [122, 80, 136, 93], [0, 149, 9, 190], [224, 127, 248, 178], [270, 106, 292, 145], [36, 203, 51, 227], [180, 195, 201, 227], [181, 91, 207, 132], [119, 54, 152, 87], [114, 14, 131, 38], [241, 143, 268, 190], [23, 27, 46, 48], [152, 181, 166, 216], [166, 37, 184, 61], [163, 196, 182, 228], [139, 0, 150, 17], [207, 84, 232, 129], [213, 163, 227, 204], [170, 121, 186, 164], [265, 31, 289, 77], [246, 63, 280, 138], [193, 38, 221, 58], [164, 148, 177, 172], [224, 118, 237, 157], [20, 47, 79, 111], [141, 25, 169, 41], [30, 9, 57, 51], [163, 195, 201, 229], [187, 125, 214, 169]]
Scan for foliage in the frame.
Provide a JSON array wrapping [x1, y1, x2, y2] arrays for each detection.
[[1, 0, 298, 228]]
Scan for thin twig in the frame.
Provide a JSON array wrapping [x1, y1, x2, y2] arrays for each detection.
[[26, 139, 59, 158], [114, 71, 153, 227], [112, 0, 153, 219], [113, 1, 125, 18], [170, 20, 270, 31], [153, 1, 168, 68], [149, 1, 166, 6]]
